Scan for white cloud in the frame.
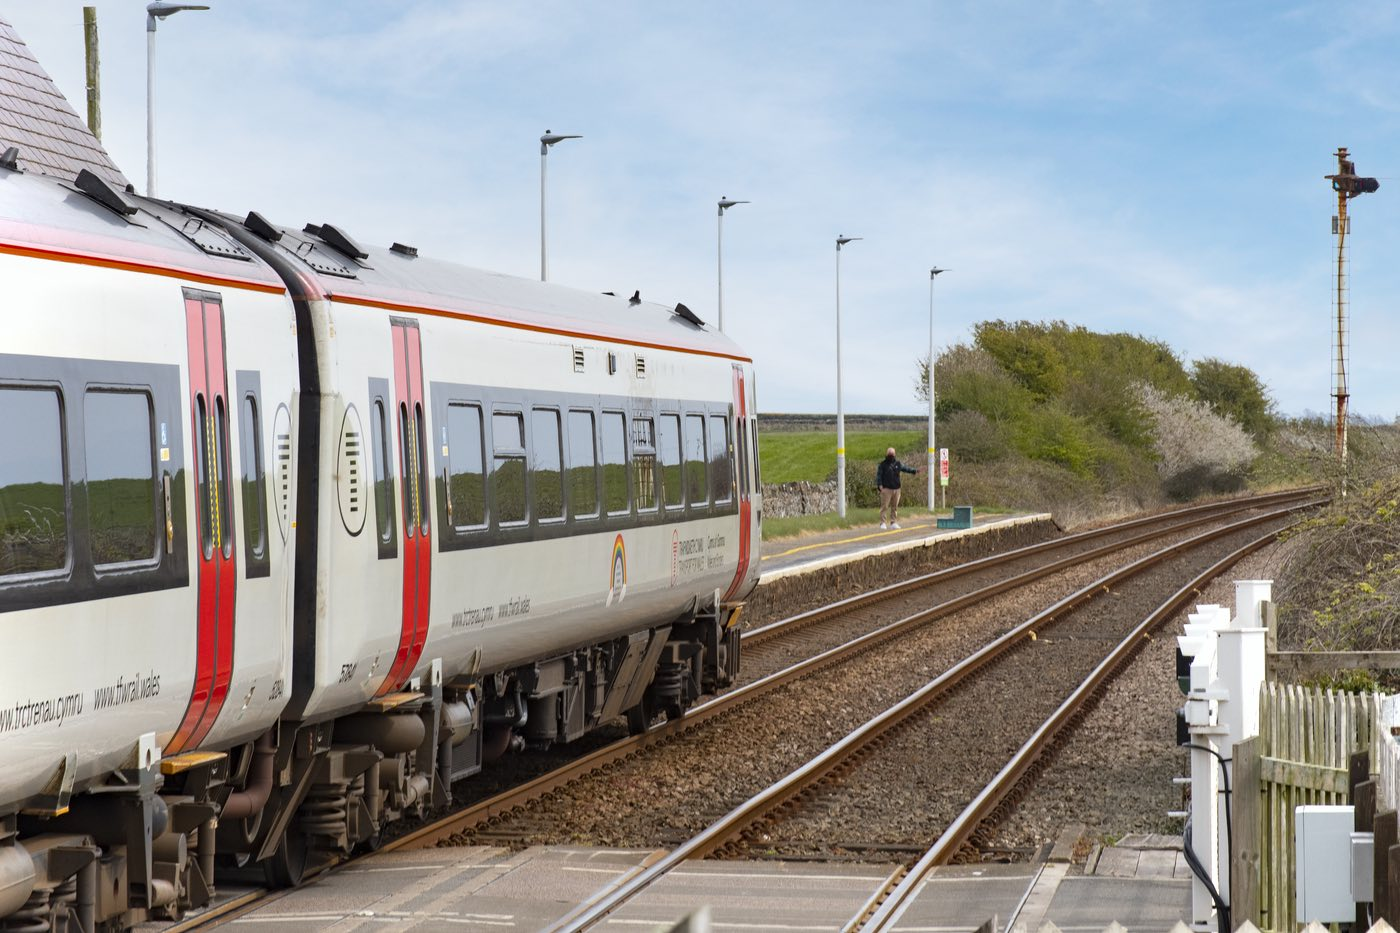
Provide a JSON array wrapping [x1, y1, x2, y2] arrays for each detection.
[[7, 1, 1400, 418]]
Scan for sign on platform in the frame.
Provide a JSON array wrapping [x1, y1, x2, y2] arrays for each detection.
[[938, 448, 949, 487]]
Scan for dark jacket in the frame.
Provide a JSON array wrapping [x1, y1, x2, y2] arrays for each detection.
[[877, 456, 917, 489]]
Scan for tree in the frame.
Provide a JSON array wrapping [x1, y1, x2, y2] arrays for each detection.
[[1190, 357, 1277, 439]]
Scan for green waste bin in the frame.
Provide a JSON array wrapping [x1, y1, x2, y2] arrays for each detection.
[[936, 506, 973, 530]]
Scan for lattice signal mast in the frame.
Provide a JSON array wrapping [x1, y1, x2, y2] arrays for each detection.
[[1325, 148, 1378, 466]]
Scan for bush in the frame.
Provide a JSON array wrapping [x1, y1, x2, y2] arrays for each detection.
[[929, 344, 1034, 426], [1137, 383, 1257, 500], [938, 410, 1010, 463], [1276, 477, 1400, 663]]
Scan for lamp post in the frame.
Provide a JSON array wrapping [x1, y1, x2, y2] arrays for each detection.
[[717, 197, 748, 331], [927, 267, 947, 512], [540, 130, 581, 281], [146, 1, 209, 198], [835, 235, 861, 519]]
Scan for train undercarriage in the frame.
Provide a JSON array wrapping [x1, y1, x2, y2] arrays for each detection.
[[0, 604, 741, 932]]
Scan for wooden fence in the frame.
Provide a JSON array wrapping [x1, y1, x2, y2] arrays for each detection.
[[1232, 683, 1382, 930]]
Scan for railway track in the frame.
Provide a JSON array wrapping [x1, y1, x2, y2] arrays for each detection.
[[167, 490, 1319, 928], [388, 489, 1314, 852], [738, 488, 1315, 682], [543, 500, 1314, 930]]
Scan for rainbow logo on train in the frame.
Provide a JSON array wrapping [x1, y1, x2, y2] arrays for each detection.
[[606, 534, 628, 606]]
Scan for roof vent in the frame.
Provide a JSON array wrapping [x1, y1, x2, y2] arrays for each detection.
[[75, 168, 137, 216], [573, 347, 585, 373], [244, 211, 282, 242], [674, 302, 705, 327], [0, 147, 19, 172], [390, 242, 418, 257], [318, 223, 369, 260], [635, 356, 647, 378]]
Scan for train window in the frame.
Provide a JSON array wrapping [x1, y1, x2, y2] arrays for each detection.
[[492, 411, 527, 526], [84, 389, 157, 567], [369, 395, 397, 555], [708, 415, 732, 505], [0, 387, 67, 577], [415, 403, 429, 535], [532, 408, 564, 523], [601, 411, 628, 515], [398, 403, 415, 539], [658, 414, 682, 510], [196, 395, 214, 558], [566, 409, 599, 519], [446, 403, 486, 529], [631, 417, 657, 512], [215, 396, 234, 558], [736, 419, 751, 497], [685, 414, 708, 507], [493, 411, 525, 450], [751, 417, 762, 487], [237, 385, 269, 576]]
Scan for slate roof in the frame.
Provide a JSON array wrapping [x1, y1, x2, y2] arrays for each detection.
[[0, 15, 128, 189]]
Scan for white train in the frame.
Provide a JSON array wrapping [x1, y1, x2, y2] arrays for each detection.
[[0, 165, 760, 928]]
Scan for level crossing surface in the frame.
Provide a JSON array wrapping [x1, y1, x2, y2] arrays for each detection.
[[193, 838, 1191, 930]]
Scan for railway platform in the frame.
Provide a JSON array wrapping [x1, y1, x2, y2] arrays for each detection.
[[199, 836, 1191, 930], [758, 512, 1053, 582]]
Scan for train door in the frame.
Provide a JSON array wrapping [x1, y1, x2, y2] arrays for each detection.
[[167, 289, 237, 754], [723, 364, 754, 601], [377, 317, 432, 696]]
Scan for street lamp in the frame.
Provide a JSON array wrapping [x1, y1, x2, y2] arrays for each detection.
[[927, 268, 947, 512], [540, 130, 582, 281], [835, 235, 861, 519], [717, 196, 749, 332], [146, 1, 209, 198]]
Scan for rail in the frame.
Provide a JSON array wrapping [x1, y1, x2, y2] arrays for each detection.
[[855, 526, 1293, 930], [541, 500, 1320, 931], [387, 491, 1316, 852]]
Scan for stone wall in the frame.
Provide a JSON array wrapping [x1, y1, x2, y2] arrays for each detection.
[[761, 480, 838, 518]]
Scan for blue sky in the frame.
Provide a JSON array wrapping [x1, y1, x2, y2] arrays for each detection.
[[10, 2, 1400, 418]]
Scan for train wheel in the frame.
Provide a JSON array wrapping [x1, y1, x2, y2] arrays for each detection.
[[215, 810, 263, 872], [625, 698, 657, 736], [262, 827, 309, 889]]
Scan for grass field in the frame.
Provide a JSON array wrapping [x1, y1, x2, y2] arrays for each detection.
[[759, 430, 926, 484]]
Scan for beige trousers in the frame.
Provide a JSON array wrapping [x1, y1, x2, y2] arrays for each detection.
[[879, 487, 901, 524]]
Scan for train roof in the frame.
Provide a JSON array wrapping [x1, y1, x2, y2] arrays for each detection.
[[222, 212, 752, 363], [0, 167, 286, 293]]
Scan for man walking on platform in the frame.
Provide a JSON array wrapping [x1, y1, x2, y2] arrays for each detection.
[[877, 447, 918, 529]]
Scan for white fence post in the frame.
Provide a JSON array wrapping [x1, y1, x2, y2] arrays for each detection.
[[1179, 584, 1270, 930]]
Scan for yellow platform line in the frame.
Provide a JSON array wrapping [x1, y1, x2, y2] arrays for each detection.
[[768, 519, 936, 559]]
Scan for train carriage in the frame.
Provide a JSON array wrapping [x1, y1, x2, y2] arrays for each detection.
[[0, 161, 760, 928], [0, 169, 300, 813]]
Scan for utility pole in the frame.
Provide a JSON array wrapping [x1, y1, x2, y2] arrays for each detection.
[[1324, 148, 1378, 479], [83, 7, 100, 140]]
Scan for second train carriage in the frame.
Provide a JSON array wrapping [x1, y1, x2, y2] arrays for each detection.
[[0, 163, 761, 927]]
